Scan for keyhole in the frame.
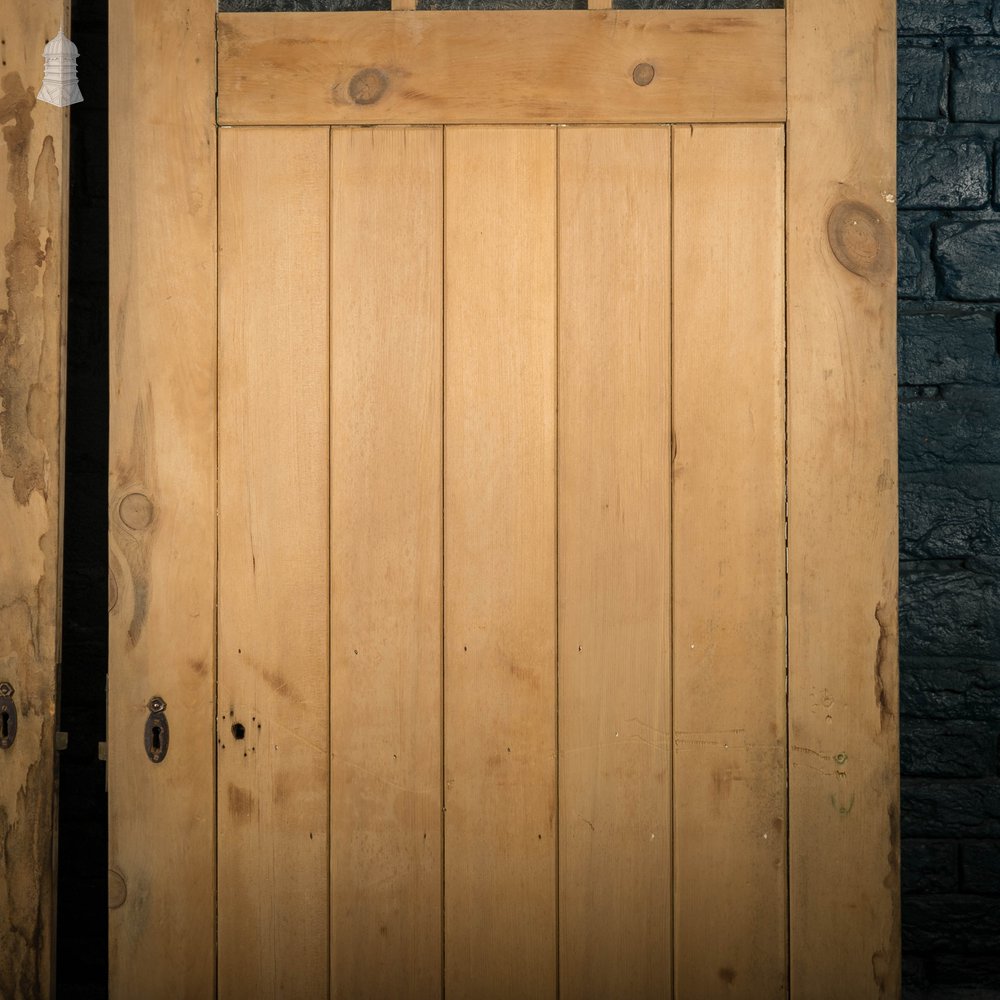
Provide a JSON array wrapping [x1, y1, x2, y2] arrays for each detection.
[[151, 725, 161, 752], [1, 709, 8, 740]]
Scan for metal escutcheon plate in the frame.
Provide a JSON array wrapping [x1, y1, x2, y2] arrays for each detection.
[[144, 696, 169, 763]]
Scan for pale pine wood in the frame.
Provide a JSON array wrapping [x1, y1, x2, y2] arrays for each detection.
[[557, 126, 671, 998], [216, 126, 330, 999], [671, 123, 787, 999], [0, 3, 70, 994], [391, 0, 417, 8], [108, 0, 216, 995], [217, 11, 786, 126], [329, 126, 443, 1000], [787, 1, 900, 996], [444, 126, 557, 999]]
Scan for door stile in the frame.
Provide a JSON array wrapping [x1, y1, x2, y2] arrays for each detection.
[[108, 0, 217, 996], [786, 0, 900, 996]]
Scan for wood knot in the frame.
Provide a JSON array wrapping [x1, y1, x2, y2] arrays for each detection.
[[119, 492, 154, 530], [632, 63, 655, 87], [827, 200, 892, 281], [348, 68, 388, 106], [108, 869, 127, 910], [108, 569, 119, 613]]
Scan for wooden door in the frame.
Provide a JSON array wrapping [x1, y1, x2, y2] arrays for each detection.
[[109, 3, 899, 999]]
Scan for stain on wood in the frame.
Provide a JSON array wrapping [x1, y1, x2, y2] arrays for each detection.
[[0, 7, 69, 997], [1, 75, 60, 506]]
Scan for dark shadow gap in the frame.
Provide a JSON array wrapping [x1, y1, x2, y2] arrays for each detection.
[[57, 1, 109, 996]]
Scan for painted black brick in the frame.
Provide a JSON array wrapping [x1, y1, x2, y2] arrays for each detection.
[[898, 308, 1000, 386], [898, 0, 993, 35], [901, 719, 997, 776], [899, 212, 937, 298], [899, 387, 1000, 470], [899, 136, 991, 208], [902, 779, 1000, 839], [901, 660, 1000, 723], [899, 562, 1000, 659], [932, 955, 1000, 990], [902, 840, 960, 893], [900, 471, 1000, 559], [952, 44, 1000, 122], [962, 841, 1000, 893], [899, 41, 948, 120], [904, 894, 1000, 951], [936, 221, 1000, 300]]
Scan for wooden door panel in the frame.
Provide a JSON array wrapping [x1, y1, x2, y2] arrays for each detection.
[[329, 125, 444, 1000], [672, 123, 787, 998], [557, 125, 672, 999], [112, 4, 899, 989], [443, 126, 559, 999], [217, 126, 331, 999]]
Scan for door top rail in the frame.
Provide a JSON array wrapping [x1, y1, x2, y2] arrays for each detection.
[[217, 9, 786, 125]]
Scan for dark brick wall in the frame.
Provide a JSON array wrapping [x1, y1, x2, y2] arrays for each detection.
[[899, 1, 1000, 997]]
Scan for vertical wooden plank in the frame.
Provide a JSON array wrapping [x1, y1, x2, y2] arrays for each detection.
[[329, 126, 443, 1000], [444, 126, 557, 999], [557, 126, 671, 999], [217, 126, 330, 999], [672, 123, 787, 999], [787, 0, 899, 996], [108, 0, 216, 995], [0, 3, 70, 995]]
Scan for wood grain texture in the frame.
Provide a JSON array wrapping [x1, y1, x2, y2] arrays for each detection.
[[557, 126, 671, 998], [329, 126, 443, 1000], [217, 126, 330, 999], [787, 0, 900, 996], [443, 126, 557, 999], [108, 0, 217, 995], [217, 10, 786, 125], [672, 123, 787, 999], [0, 4, 69, 996]]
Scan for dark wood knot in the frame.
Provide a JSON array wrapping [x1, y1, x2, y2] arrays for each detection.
[[119, 492, 154, 530], [827, 200, 893, 281], [633, 63, 655, 87], [348, 68, 389, 106]]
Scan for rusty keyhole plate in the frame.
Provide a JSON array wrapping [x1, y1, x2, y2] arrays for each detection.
[[144, 696, 169, 763], [0, 682, 17, 750]]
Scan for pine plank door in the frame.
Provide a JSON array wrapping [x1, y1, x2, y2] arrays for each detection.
[[109, 2, 899, 998]]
